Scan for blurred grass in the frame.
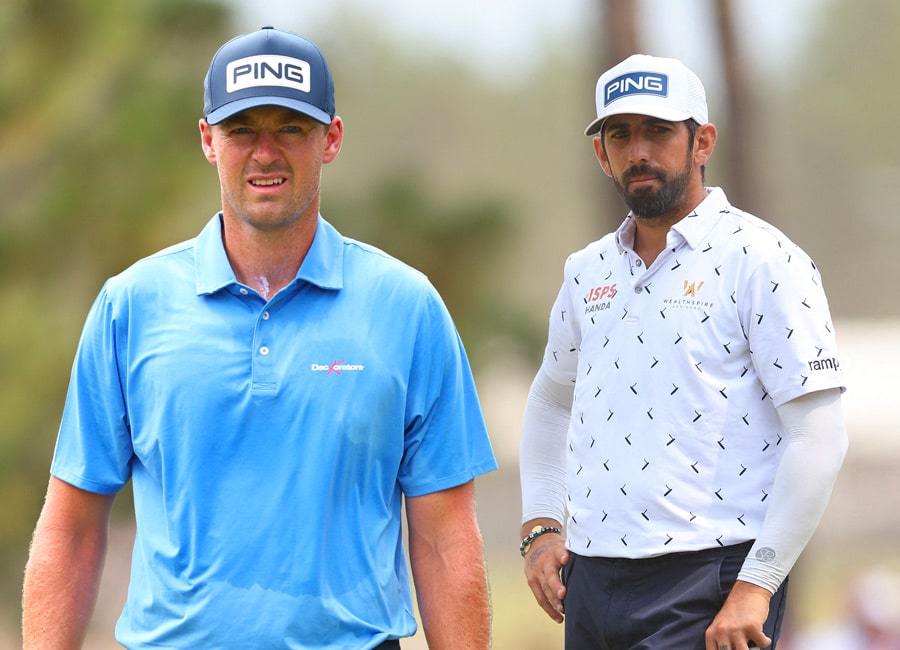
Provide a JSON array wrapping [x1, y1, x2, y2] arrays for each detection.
[[488, 555, 566, 649]]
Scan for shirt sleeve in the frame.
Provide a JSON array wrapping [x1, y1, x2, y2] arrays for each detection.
[[51, 284, 134, 494], [398, 285, 497, 497], [740, 243, 845, 406], [541, 261, 582, 387]]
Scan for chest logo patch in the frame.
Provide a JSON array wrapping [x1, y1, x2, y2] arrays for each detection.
[[683, 280, 704, 297], [311, 360, 366, 375]]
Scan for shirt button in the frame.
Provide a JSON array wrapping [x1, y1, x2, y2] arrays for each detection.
[[262, 311, 270, 320], [259, 346, 270, 356], [239, 288, 249, 295], [634, 286, 643, 294], [635, 259, 643, 267]]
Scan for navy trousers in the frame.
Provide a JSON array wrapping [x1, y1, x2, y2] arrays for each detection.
[[563, 541, 788, 650]]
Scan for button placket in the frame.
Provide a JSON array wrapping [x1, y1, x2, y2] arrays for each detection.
[[250, 302, 278, 392], [256, 307, 273, 358]]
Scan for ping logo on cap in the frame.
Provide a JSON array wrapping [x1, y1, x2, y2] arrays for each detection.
[[226, 55, 311, 94], [604, 72, 668, 106]]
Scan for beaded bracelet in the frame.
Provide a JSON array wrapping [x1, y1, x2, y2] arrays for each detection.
[[519, 525, 562, 557]]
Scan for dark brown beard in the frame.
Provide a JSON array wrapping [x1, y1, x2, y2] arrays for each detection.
[[613, 153, 694, 222]]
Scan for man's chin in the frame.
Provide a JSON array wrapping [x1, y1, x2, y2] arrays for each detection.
[[624, 190, 659, 210]]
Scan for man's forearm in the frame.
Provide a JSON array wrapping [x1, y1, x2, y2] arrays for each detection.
[[23, 479, 114, 649], [519, 368, 572, 525], [23, 524, 108, 648], [738, 388, 847, 592], [410, 529, 492, 649]]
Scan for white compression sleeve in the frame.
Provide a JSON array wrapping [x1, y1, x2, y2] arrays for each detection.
[[738, 388, 848, 593], [519, 368, 574, 525]]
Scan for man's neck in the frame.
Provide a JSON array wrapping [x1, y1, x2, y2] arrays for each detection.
[[631, 217, 675, 268], [630, 187, 709, 267], [221, 214, 317, 300]]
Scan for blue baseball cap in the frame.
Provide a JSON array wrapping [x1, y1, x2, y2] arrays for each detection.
[[203, 26, 335, 125]]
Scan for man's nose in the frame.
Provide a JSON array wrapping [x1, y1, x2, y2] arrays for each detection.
[[626, 134, 652, 163], [252, 131, 280, 163]]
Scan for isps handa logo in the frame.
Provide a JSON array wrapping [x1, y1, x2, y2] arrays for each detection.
[[311, 360, 365, 376], [585, 284, 617, 315]]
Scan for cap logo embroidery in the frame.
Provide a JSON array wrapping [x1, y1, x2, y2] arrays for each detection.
[[226, 55, 311, 94], [604, 72, 668, 106]]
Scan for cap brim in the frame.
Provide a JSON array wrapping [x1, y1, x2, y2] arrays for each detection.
[[584, 104, 693, 136], [584, 117, 606, 137], [205, 96, 332, 125]]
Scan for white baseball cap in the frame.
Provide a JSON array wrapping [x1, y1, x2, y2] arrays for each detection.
[[584, 54, 708, 136]]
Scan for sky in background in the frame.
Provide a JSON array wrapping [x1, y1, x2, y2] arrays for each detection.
[[224, 0, 827, 87]]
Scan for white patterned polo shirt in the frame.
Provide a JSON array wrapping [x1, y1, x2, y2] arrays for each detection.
[[541, 187, 845, 558]]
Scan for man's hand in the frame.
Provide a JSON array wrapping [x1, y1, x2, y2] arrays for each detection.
[[522, 522, 568, 623], [705, 580, 773, 649]]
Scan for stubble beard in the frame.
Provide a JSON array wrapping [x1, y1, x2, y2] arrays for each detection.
[[612, 153, 694, 224]]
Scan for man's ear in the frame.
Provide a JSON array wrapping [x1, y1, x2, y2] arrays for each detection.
[[322, 116, 343, 164], [693, 123, 717, 168], [199, 119, 217, 165]]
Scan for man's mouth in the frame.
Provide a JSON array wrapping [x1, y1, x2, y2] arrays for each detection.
[[627, 176, 657, 189], [250, 178, 286, 187]]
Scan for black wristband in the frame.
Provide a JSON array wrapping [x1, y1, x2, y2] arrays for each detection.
[[519, 525, 561, 557]]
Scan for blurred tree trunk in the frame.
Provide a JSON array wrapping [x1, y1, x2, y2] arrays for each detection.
[[713, 0, 764, 213], [604, 0, 640, 62], [591, 0, 642, 233], [589, 0, 764, 221]]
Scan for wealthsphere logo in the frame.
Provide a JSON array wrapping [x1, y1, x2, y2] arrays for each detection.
[[311, 360, 366, 375], [683, 280, 705, 297]]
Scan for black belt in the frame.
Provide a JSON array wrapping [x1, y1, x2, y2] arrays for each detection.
[[375, 641, 401, 650]]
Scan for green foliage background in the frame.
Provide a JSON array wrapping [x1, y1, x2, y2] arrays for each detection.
[[0, 0, 231, 612]]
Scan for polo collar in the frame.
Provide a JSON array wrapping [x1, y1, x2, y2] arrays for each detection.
[[195, 213, 344, 296], [615, 187, 729, 254]]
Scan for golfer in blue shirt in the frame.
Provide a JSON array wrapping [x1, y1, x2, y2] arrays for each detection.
[[23, 27, 497, 650]]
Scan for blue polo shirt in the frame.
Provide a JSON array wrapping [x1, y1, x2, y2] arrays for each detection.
[[51, 214, 498, 649]]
